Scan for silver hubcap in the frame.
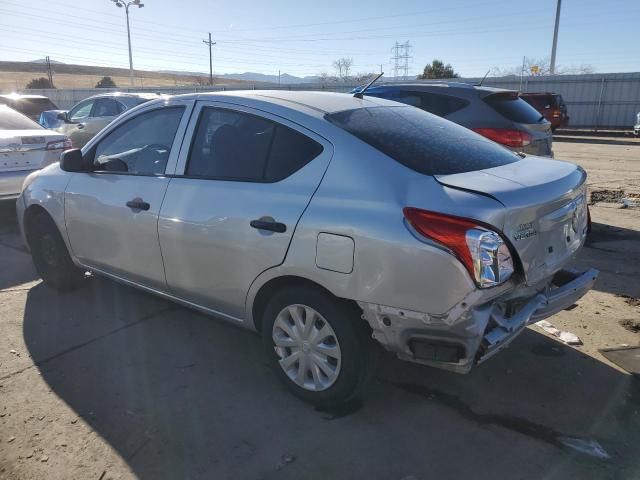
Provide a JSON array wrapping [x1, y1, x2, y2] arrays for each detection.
[[272, 304, 342, 391]]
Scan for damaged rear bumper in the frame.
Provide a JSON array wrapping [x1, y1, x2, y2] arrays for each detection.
[[359, 268, 598, 373]]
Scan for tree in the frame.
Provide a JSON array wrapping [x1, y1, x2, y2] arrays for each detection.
[[491, 57, 595, 77], [332, 58, 354, 81], [26, 77, 54, 89], [417, 60, 459, 79], [95, 76, 117, 88]]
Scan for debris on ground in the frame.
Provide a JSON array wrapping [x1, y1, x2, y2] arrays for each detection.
[[619, 318, 640, 333], [275, 453, 297, 471], [600, 346, 640, 375], [534, 320, 583, 345], [622, 195, 640, 208], [589, 189, 624, 204], [40, 455, 49, 463], [558, 437, 611, 459], [7, 436, 15, 443], [616, 294, 640, 308]]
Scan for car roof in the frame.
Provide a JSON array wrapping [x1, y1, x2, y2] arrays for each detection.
[[171, 90, 400, 115], [366, 82, 514, 94], [519, 92, 559, 96], [86, 92, 160, 101], [0, 94, 51, 100]]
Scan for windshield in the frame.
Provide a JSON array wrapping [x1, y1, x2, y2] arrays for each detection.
[[325, 106, 519, 175], [0, 105, 43, 130]]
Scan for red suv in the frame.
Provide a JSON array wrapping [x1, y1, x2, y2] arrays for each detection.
[[519, 92, 569, 131]]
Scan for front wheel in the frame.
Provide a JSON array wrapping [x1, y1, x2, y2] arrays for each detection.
[[262, 286, 376, 407], [27, 212, 84, 291]]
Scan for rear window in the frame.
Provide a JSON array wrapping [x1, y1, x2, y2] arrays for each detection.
[[12, 98, 58, 116], [485, 94, 544, 124], [325, 106, 519, 176], [0, 105, 43, 130]]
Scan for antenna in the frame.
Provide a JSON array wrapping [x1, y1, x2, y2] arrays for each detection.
[[354, 72, 384, 99], [476, 70, 490, 86]]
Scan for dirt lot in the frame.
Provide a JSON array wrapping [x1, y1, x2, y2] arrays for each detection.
[[0, 140, 639, 480]]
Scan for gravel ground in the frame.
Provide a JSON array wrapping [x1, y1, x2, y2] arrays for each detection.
[[0, 140, 639, 480]]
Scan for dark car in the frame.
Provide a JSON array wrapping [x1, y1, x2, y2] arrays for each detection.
[[519, 92, 569, 131], [353, 82, 553, 157], [0, 94, 58, 122]]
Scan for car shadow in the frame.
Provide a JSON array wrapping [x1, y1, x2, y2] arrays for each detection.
[[21, 278, 640, 479], [576, 221, 640, 298]]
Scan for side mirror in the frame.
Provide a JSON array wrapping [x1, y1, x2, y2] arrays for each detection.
[[57, 111, 70, 123], [60, 149, 93, 172]]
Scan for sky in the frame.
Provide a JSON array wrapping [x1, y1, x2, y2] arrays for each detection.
[[0, 0, 639, 78]]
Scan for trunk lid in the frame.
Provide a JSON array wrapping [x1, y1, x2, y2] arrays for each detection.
[[435, 157, 589, 285], [0, 129, 66, 172]]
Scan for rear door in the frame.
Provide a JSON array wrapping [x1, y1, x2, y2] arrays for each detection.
[[158, 102, 332, 319]]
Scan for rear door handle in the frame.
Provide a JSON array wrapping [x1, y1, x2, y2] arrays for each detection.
[[126, 199, 150, 211], [250, 218, 286, 233]]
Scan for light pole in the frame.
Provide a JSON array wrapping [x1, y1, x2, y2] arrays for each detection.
[[111, 0, 144, 87], [550, 0, 561, 75]]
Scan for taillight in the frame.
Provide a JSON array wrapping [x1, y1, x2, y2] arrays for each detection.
[[403, 208, 514, 288], [552, 109, 561, 118], [472, 128, 532, 148], [46, 137, 72, 150]]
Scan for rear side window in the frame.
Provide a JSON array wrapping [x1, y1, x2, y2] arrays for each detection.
[[187, 107, 323, 182], [485, 94, 544, 124], [92, 98, 125, 117], [404, 92, 467, 117], [326, 106, 519, 176], [12, 98, 58, 117]]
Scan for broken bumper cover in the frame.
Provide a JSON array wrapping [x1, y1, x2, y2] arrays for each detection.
[[359, 268, 599, 373]]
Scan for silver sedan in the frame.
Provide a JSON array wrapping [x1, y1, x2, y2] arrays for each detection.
[[17, 91, 597, 406], [0, 105, 70, 201]]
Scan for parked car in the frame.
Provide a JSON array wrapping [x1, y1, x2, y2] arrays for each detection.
[[17, 91, 596, 406], [353, 82, 553, 157], [520, 92, 569, 131], [634, 112, 640, 136], [0, 94, 58, 122], [0, 105, 70, 201], [42, 92, 160, 148]]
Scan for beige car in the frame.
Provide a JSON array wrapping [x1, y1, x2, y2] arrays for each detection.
[[51, 92, 159, 148]]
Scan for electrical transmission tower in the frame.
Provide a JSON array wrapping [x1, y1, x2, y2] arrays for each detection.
[[391, 41, 412, 80]]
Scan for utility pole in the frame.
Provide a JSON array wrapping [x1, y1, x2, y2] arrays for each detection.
[[203, 33, 216, 86], [519, 56, 525, 91], [278, 70, 281, 86], [550, 0, 561, 75], [45, 56, 54, 88], [111, 0, 144, 87]]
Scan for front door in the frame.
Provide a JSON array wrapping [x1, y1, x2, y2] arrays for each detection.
[[65, 104, 189, 291], [158, 102, 332, 319]]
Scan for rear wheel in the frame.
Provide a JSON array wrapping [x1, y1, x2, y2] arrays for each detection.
[[27, 212, 84, 290], [261, 286, 376, 407]]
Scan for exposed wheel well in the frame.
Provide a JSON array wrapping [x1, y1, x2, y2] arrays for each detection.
[[251, 275, 362, 334], [23, 204, 53, 244]]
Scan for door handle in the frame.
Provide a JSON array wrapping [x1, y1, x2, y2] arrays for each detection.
[[126, 199, 150, 211], [77, 123, 85, 129], [250, 218, 286, 233]]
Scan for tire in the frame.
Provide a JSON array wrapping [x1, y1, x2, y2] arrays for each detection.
[[27, 212, 84, 291], [261, 285, 377, 407]]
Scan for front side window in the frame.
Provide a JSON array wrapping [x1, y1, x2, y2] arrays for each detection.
[[187, 107, 322, 182], [92, 98, 125, 117], [326, 106, 519, 176], [92, 107, 184, 175], [69, 100, 94, 122]]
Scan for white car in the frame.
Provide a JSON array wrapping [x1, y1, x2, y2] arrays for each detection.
[[0, 105, 70, 201]]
